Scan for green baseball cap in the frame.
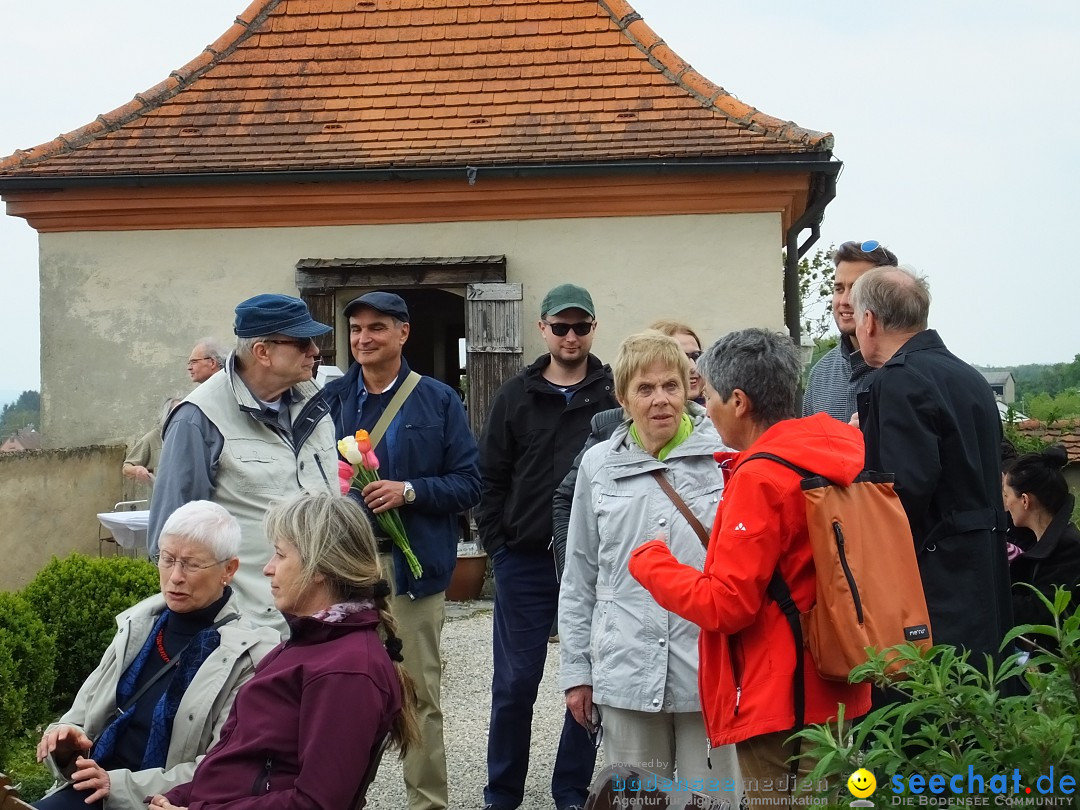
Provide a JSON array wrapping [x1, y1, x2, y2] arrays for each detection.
[[541, 283, 595, 318]]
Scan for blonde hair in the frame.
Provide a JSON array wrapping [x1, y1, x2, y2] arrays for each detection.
[[263, 493, 420, 755], [612, 330, 690, 403], [647, 319, 702, 350]]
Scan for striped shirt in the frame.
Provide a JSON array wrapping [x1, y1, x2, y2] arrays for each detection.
[[802, 335, 877, 422]]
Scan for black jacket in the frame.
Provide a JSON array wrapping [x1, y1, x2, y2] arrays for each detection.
[[476, 354, 617, 555], [1011, 494, 1080, 631], [859, 329, 1012, 665], [551, 406, 626, 575]]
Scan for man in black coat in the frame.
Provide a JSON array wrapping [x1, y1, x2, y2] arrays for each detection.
[[853, 266, 1012, 668]]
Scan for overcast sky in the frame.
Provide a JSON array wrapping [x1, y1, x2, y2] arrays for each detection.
[[2, 1, 1078, 392]]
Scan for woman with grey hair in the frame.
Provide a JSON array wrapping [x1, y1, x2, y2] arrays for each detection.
[[630, 328, 870, 805], [560, 330, 739, 805], [35, 501, 278, 810]]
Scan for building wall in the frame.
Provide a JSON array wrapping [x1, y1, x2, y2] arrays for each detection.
[[0, 445, 127, 591], [40, 212, 782, 447]]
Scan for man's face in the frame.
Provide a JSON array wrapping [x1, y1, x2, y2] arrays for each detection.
[[187, 345, 219, 383], [349, 308, 409, 368], [261, 336, 320, 383], [539, 308, 595, 365], [832, 260, 877, 336], [854, 310, 883, 368]]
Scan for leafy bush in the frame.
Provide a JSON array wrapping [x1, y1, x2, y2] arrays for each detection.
[[0, 592, 56, 764], [798, 586, 1080, 803], [1, 731, 54, 802], [21, 553, 159, 710]]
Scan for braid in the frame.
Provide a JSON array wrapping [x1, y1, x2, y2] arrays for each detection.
[[374, 592, 421, 755]]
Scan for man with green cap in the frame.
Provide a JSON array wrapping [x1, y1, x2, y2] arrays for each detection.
[[477, 283, 619, 810]]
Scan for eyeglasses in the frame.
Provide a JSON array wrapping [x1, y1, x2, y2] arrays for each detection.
[[186, 356, 212, 367], [542, 321, 595, 337], [264, 338, 316, 352], [154, 555, 229, 574], [685, 350, 702, 362], [588, 705, 604, 751]]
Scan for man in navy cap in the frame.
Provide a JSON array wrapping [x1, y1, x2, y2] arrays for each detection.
[[148, 293, 338, 633], [323, 290, 480, 810]]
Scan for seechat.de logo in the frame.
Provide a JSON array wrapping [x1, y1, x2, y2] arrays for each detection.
[[848, 768, 877, 807]]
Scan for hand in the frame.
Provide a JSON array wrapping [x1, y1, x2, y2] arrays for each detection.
[[361, 480, 405, 515], [148, 796, 187, 810], [848, 412, 860, 429], [565, 684, 595, 731], [123, 464, 153, 483], [36, 724, 92, 763], [70, 756, 111, 803]]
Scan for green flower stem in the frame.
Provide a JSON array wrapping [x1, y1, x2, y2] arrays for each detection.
[[348, 467, 424, 579]]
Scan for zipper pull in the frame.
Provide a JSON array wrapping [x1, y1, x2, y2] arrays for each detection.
[[706, 738, 712, 770], [734, 686, 742, 716], [264, 756, 273, 793]]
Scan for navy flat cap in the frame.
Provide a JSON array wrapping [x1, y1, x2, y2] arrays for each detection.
[[343, 291, 410, 322], [233, 294, 332, 338]]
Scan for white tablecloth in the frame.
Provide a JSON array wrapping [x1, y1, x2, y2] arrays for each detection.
[[97, 510, 150, 550]]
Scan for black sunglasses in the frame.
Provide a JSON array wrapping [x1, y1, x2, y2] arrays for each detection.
[[543, 320, 595, 337], [686, 350, 702, 362], [264, 338, 315, 352]]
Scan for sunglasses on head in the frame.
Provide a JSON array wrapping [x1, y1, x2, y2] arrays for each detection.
[[859, 239, 885, 253], [543, 320, 595, 337]]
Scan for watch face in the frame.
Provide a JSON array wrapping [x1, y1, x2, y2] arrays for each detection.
[[404, 484, 416, 503]]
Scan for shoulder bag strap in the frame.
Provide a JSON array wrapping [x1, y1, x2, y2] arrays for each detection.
[[117, 612, 239, 715], [369, 371, 421, 450], [649, 469, 709, 549]]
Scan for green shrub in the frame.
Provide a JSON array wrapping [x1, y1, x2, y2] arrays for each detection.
[[0, 592, 56, 763], [1, 731, 54, 802], [21, 553, 159, 710], [798, 586, 1080, 804]]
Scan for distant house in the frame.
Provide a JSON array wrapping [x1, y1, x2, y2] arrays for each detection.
[[0, 427, 43, 453], [981, 371, 1016, 404], [1011, 419, 1080, 494], [0, 0, 842, 447]]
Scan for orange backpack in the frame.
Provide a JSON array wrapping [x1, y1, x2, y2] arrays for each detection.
[[746, 452, 933, 683]]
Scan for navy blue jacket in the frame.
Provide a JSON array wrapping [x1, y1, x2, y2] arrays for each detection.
[[324, 360, 481, 599]]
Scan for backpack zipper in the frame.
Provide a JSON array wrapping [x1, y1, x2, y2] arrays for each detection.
[[834, 522, 864, 624], [251, 755, 273, 795]]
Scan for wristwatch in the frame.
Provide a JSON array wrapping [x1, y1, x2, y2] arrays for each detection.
[[402, 481, 416, 505]]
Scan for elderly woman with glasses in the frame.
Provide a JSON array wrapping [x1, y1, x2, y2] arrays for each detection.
[[148, 492, 420, 810], [35, 502, 278, 810], [559, 330, 740, 805]]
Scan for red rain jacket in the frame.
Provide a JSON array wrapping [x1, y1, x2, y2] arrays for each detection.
[[630, 413, 872, 747]]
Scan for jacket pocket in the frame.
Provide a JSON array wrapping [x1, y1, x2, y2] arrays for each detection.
[[226, 439, 288, 496]]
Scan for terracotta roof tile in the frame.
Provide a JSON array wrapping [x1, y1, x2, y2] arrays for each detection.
[[1, 0, 832, 178], [1013, 419, 1080, 463]]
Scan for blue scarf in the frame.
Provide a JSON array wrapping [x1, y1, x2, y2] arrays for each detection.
[[91, 609, 224, 770]]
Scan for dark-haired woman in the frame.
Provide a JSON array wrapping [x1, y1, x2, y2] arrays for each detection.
[[149, 492, 419, 810], [1002, 445, 1080, 631]]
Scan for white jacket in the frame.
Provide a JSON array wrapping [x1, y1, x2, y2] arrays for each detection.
[[559, 406, 724, 713], [45, 592, 279, 809]]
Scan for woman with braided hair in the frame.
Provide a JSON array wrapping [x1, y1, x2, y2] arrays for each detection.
[[150, 492, 419, 810]]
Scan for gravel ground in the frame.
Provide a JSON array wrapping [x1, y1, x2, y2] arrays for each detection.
[[364, 599, 605, 810]]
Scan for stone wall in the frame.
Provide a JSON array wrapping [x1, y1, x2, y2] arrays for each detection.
[[0, 445, 136, 592]]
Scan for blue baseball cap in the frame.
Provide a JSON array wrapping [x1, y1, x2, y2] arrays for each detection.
[[343, 291, 410, 322], [233, 294, 332, 338]]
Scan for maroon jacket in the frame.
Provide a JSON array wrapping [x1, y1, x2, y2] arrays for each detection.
[[165, 608, 400, 810]]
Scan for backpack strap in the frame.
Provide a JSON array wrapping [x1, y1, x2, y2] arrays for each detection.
[[650, 470, 709, 549], [766, 573, 804, 786], [742, 451, 815, 478]]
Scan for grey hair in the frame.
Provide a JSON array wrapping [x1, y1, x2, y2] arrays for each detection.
[[850, 266, 930, 333], [235, 336, 268, 361], [697, 328, 801, 426], [159, 500, 241, 560], [196, 337, 228, 368], [160, 396, 184, 426]]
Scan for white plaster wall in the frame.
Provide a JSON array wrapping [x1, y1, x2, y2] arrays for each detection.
[[39, 212, 783, 447]]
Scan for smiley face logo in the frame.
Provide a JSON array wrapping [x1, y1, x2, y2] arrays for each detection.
[[847, 768, 877, 799]]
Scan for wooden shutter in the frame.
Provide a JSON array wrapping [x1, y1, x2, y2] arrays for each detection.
[[465, 283, 523, 438]]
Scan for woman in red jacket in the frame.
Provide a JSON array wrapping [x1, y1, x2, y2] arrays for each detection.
[[630, 328, 870, 808], [149, 492, 419, 810]]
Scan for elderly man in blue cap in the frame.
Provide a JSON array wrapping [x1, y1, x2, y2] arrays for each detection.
[[322, 290, 481, 810], [148, 293, 338, 634]]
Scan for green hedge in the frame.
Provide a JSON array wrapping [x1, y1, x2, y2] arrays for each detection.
[[21, 554, 159, 711], [0, 592, 55, 764]]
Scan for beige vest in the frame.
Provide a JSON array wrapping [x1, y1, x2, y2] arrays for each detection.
[[186, 363, 337, 632]]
